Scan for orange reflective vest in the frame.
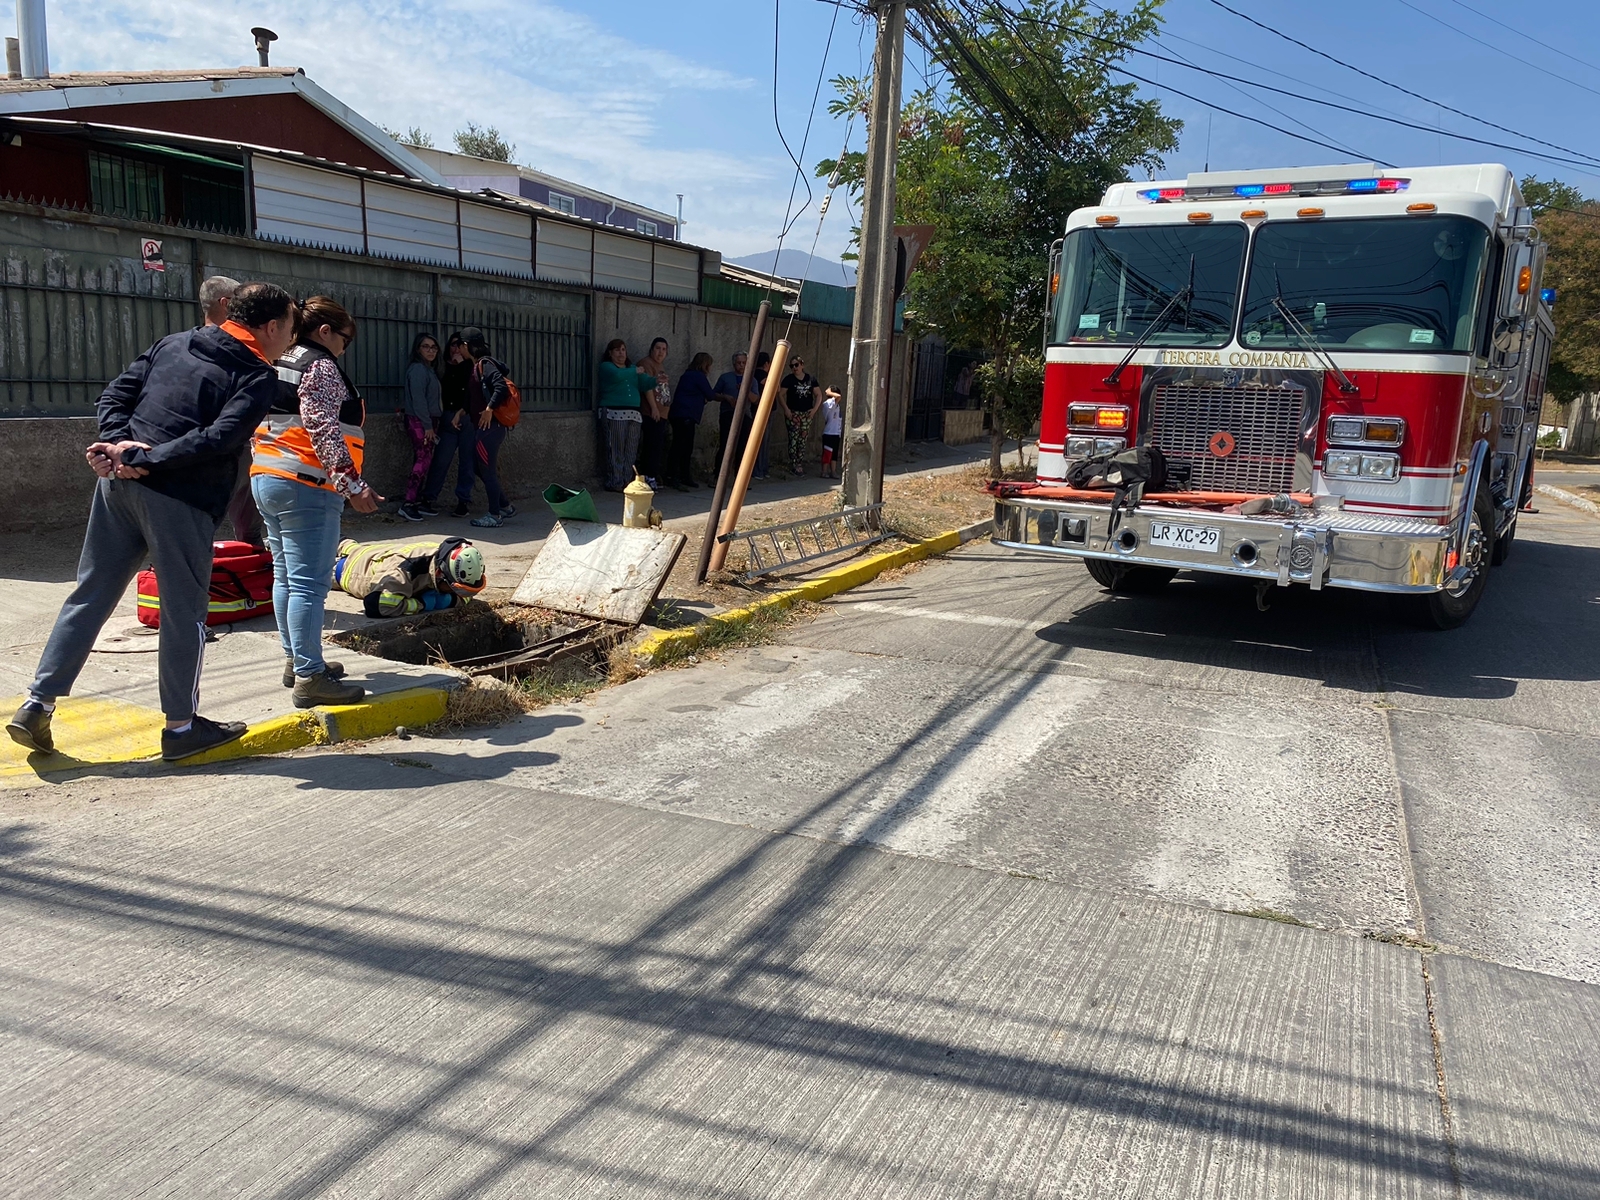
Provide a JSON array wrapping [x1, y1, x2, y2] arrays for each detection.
[[251, 342, 365, 492]]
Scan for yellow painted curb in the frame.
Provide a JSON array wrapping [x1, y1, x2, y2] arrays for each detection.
[[634, 525, 972, 667], [182, 711, 326, 767], [317, 686, 451, 744]]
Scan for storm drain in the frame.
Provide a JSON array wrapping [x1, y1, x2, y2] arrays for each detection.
[[332, 601, 628, 683]]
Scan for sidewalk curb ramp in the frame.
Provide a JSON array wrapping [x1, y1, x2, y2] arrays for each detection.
[[1536, 483, 1600, 518], [633, 518, 994, 668], [183, 685, 455, 767]]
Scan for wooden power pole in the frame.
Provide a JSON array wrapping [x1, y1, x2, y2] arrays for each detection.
[[841, 0, 907, 510]]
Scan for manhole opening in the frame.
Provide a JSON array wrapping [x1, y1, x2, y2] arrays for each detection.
[[331, 600, 629, 682]]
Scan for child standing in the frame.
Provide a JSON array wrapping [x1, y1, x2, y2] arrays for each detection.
[[818, 386, 843, 480]]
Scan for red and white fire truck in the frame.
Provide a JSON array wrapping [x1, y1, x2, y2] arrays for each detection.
[[990, 163, 1553, 628]]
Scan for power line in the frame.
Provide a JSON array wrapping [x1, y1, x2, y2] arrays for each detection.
[[1392, 0, 1600, 100], [1204, 0, 1600, 171], [1440, 0, 1600, 76], [767, 0, 841, 286]]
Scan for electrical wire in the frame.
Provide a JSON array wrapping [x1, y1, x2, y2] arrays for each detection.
[[1391, 0, 1600, 100], [1439, 0, 1600, 76], [785, 115, 858, 337], [1204, 0, 1600, 170], [766, 0, 841, 292]]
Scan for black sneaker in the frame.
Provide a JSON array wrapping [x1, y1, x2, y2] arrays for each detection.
[[161, 714, 247, 761], [452, 501, 471, 518], [416, 501, 440, 517], [283, 658, 345, 689], [6, 702, 54, 754], [397, 503, 423, 522]]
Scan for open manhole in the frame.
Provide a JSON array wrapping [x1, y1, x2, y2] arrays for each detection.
[[331, 601, 628, 682]]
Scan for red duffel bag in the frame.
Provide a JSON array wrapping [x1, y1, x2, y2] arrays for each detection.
[[136, 540, 275, 629]]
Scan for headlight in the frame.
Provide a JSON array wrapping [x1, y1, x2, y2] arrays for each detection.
[[1360, 452, 1400, 481], [1324, 449, 1400, 483], [1066, 436, 1096, 457], [1328, 417, 1365, 443], [1094, 437, 1127, 455], [1325, 450, 1363, 477], [1326, 415, 1407, 447]]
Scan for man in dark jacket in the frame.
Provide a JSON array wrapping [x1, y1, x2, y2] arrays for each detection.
[[5, 281, 299, 762]]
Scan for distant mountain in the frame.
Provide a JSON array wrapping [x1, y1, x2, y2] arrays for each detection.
[[727, 249, 856, 287]]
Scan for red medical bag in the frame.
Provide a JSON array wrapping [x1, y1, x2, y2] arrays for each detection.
[[135, 541, 275, 628]]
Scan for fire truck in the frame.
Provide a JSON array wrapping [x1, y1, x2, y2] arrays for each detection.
[[990, 163, 1553, 628]]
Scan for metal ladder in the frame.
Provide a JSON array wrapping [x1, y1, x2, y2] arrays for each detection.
[[720, 502, 887, 581]]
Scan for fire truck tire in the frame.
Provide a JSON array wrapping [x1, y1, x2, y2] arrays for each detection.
[[1400, 484, 1495, 630], [1085, 559, 1178, 593]]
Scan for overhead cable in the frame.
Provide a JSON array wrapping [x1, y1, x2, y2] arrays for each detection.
[[1391, 0, 1600, 100]]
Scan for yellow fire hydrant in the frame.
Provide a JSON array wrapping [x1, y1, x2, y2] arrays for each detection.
[[622, 472, 656, 529]]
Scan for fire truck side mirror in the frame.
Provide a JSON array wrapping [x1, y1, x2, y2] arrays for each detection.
[[1492, 314, 1526, 356]]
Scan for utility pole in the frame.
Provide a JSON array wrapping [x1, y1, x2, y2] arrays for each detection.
[[841, 0, 906, 509]]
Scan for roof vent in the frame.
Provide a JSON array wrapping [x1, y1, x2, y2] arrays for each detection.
[[5, 38, 20, 80], [251, 26, 278, 67]]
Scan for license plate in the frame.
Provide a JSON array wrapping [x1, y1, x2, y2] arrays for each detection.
[[1147, 520, 1220, 554]]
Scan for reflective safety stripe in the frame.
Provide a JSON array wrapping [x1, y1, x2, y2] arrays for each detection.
[[251, 413, 365, 491]]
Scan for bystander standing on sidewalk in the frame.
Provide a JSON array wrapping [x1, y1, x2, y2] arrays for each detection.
[[819, 385, 843, 479], [636, 337, 671, 489], [668, 352, 715, 489], [599, 339, 653, 491], [420, 333, 471, 517], [251, 295, 379, 709], [5, 282, 297, 761], [203, 275, 264, 548], [778, 353, 823, 477], [714, 352, 748, 477], [461, 327, 517, 528], [397, 332, 442, 521]]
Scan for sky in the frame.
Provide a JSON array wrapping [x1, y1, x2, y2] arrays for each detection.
[[17, 0, 1600, 268]]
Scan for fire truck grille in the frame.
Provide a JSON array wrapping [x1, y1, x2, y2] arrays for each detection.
[[1147, 382, 1305, 494]]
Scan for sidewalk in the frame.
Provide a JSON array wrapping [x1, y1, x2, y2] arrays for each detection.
[[1, 441, 997, 786]]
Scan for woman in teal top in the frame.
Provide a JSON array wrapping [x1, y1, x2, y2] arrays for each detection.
[[597, 339, 655, 490]]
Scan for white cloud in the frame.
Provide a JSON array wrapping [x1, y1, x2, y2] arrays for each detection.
[[43, 0, 846, 255]]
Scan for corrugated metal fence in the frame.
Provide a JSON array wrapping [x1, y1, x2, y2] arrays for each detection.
[[0, 203, 590, 417]]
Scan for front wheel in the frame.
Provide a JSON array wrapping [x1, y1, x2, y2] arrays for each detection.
[[1399, 484, 1495, 630], [1085, 559, 1178, 594]]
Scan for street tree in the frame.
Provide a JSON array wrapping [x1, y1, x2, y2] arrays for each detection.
[[819, 0, 1179, 473], [1524, 176, 1600, 402]]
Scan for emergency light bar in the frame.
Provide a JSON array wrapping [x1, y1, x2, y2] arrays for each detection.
[[1136, 178, 1409, 202]]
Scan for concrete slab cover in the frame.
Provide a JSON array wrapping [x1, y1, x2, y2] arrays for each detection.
[[511, 519, 686, 625]]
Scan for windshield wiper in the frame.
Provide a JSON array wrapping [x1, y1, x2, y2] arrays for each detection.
[[1104, 255, 1194, 386], [1270, 274, 1358, 395]]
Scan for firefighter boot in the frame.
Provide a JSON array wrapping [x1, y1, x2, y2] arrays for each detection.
[[292, 670, 366, 709]]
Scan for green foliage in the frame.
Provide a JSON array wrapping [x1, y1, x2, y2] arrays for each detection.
[[454, 122, 515, 163], [817, 1, 1179, 469], [974, 354, 1045, 443], [1527, 176, 1600, 400], [401, 126, 435, 149]]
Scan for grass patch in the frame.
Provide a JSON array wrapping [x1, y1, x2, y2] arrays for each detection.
[[434, 666, 609, 731]]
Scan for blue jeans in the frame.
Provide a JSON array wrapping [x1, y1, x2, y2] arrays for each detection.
[[252, 475, 344, 678], [421, 416, 473, 507], [464, 420, 508, 513]]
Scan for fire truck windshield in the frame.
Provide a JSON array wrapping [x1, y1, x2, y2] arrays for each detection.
[[1239, 215, 1489, 353], [1053, 224, 1246, 347]]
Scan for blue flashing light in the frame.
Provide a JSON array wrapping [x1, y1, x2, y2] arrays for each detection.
[[1234, 184, 1265, 197], [1542, 287, 1557, 305], [1137, 189, 1160, 201], [1348, 178, 1380, 191]]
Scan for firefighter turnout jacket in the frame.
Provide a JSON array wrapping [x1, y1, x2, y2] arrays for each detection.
[[333, 536, 476, 618], [251, 341, 365, 491]]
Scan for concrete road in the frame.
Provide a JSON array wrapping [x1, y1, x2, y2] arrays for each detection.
[[2, 500, 1596, 1197]]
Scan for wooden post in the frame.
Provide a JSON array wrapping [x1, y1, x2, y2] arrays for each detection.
[[710, 338, 790, 573], [694, 301, 769, 583]]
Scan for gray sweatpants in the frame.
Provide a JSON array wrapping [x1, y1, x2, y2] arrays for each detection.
[[32, 478, 216, 721]]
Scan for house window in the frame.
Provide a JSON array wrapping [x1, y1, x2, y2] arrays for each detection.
[[89, 150, 164, 223], [636, 218, 658, 237], [548, 191, 575, 215]]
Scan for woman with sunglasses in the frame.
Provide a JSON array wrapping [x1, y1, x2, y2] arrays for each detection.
[[251, 295, 378, 709], [778, 353, 823, 477]]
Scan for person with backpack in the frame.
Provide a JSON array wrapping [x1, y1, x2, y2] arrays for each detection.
[[251, 295, 380, 709], [458, 326, 519, 528], [6, 282, 298, 761], [418, 333, 472, 517], [397, 331, 442, 522]]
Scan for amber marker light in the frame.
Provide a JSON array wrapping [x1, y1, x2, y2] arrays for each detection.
[[1407, 202, 1437, 213], [1240, 208, 1267, 219], [1297, 207, 1325, 219], [1095, 214, 1119, 226], [1187, 211, 1212, 222], [1518, 266, 1533, 294]]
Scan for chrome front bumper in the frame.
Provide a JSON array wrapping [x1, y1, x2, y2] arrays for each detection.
[[992, 497, 1451, 593]]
